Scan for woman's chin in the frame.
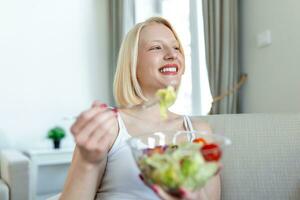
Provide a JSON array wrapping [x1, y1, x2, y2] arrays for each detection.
[[160, 78, 181, 88]]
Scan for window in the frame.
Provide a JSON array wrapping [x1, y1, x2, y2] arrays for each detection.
[[135, 0, 212, 115]]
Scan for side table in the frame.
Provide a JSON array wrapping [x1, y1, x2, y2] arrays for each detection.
[[24, 148, 74, 200]]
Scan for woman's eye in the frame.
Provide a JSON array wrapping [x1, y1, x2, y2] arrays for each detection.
[[150, 46, 161, 50], [174, 46, 180, 51]]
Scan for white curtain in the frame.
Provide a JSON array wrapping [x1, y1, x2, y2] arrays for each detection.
[[109, 0, 136, 104], [202, 0, 239, 114]]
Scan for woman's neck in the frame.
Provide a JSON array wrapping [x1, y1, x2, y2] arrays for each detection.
[[121, 104, 180, 123], [120, 105, 184, 136]]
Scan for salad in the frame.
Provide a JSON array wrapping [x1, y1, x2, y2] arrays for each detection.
[[155, 86, 176, 119], [137, 137, 221, 195]]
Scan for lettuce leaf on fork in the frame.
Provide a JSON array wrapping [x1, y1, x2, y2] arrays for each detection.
[[155, 86, 176, 119]]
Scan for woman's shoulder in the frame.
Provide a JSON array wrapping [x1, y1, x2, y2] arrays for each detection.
[[189, 116, 212, 133]]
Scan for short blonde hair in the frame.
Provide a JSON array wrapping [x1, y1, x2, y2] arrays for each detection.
[[113, 16, 185, 107]]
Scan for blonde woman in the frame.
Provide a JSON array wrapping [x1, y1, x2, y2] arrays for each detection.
[[59, 17, 220, 200]]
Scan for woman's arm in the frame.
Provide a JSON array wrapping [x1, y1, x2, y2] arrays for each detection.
[[59, 101, 119, 200], [59, 148, 107, 200]]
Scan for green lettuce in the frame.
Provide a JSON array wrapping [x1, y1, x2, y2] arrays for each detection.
[[155, 86, 176, 119], [138, 142, 218, 192]]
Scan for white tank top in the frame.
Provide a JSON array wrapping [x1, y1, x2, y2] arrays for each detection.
[[95, 114, 194, 200]]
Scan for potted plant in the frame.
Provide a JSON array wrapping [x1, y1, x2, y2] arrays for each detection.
[[47, 126, 66, 149]]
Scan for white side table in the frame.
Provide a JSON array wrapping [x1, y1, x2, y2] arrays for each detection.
[[24, 148, 74, 200]]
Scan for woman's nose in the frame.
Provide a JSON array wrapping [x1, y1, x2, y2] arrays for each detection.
[[164, 48, 178, 60]]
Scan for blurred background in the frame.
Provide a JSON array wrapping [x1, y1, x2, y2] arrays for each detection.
[[0, 0, 299, 150], [1, 1, 300, 199]]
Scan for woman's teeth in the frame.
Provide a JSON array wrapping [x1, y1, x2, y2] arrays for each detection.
[[159, 67, 177, 73]]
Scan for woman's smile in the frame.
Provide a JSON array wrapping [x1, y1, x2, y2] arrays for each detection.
[[159, 63, 178, 75]]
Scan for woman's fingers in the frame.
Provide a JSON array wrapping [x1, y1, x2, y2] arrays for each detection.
[[150, 185, 180, 200], [176, 188, 196, 200], [85, 115, 118, 150], [139, 174, 211, 200], [138, 174, 180, 200], [68, 101, 120, 164], [92, 100, 105, 108], [154, 186, 198, 200], [215, 162, 223, 175], [70, 103, 108, 137], [138, 175, 194, 200], [75, 109, 116, 146], [96, 126, 116, 153]]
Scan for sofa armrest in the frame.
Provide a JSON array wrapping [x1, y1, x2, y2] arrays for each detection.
[[0, 150, 32, 200], [0, 179, 9, 200]]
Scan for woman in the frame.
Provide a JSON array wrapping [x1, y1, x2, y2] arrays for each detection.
[[60, 17, 220, 200]]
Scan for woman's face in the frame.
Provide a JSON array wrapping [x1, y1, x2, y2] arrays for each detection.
[[136, 22, 184, 97]]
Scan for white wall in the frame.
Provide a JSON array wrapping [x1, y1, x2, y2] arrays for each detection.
[[239, 0, 300, 113], [0, 0, 111, 149]]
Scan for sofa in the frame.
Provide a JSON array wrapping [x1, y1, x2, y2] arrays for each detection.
[[197, 113, 300, 200], [4, 113, 300, 200], [0, 150, 32, 200], [49, 113, 300, 200]]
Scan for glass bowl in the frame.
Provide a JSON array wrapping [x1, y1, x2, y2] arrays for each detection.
[[127, 130, 231, 196]]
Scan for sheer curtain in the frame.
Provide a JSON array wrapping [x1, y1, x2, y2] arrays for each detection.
[[202, 0, 239, 114], [189, 0, 213, 115], [109, 0, 135, 104]]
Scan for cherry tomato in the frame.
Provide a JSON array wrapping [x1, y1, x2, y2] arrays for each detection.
[[201, 143, 222, 161], [193, 137, 207, 145]]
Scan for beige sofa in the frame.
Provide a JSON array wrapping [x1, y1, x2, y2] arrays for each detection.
[[197, 113, 300, 200], [0, 150, 32, 200], [8, 113, 300, 200]]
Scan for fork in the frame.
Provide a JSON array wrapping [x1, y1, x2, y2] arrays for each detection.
[[62, 98, 160, 121]]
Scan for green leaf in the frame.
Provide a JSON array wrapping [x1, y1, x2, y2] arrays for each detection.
[[47, 126, 66, 141]]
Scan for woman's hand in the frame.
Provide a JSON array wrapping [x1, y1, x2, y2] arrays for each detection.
[[140, 172, 221, 200], [70, 101, 119, 165], [149, 185, 207, 200]]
